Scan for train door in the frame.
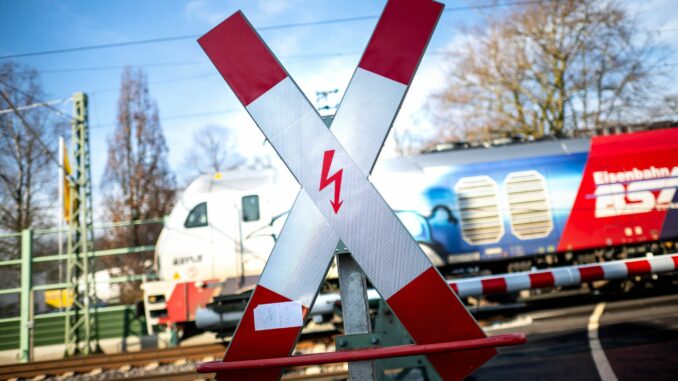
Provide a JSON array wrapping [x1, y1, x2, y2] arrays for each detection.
[[208, 192, 241, 282], [238, 191, 273, 280]]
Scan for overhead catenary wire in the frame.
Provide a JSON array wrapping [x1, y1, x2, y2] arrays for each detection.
[[0, 79, 74, 121], [30, 61, 205, 74], [0, 98, 68, 115], [0, 87, 62, 168], [0, 0, 563, 60], [29, 52, 363, 77], [0, 81, 79, 186], [3, 0, 675, 133], [91, 108, 243, 129]]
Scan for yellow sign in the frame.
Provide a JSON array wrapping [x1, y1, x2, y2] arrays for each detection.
[[63, 145, 74, 223], [45, 289, 74, 308]]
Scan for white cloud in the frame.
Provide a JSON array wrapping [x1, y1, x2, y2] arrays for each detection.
[[184, 0, 232, 26], [256, 0, 300, 18], [185, 0, 301, 26]]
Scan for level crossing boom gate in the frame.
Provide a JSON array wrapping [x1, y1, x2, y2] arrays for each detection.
[[197, 0, 524, 379]]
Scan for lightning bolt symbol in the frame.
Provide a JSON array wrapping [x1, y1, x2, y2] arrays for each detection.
[[319, 149, 343, 214]]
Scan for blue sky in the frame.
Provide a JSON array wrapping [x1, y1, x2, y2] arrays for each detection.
[[1, 0, 677, 203]]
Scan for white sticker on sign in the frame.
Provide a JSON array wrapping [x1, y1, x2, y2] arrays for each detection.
[[253, 301, 303, 331]]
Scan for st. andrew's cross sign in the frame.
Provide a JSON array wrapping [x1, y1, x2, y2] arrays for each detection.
[[198, 0, 498, 379]]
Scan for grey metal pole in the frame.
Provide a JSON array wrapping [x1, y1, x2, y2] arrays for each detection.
[[19, 229, 33, 362], [336, 250, 376, 380]]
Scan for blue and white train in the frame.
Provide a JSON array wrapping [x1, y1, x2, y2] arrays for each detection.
[[142, 128, 678, 332]]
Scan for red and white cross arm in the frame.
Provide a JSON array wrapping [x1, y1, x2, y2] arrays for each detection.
[[197, 0, 444, 377], [198, 1, 496, 380]]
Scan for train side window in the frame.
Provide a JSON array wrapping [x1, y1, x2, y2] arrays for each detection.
[[242, 195, 260, 222], [184, 202, 208, 228]]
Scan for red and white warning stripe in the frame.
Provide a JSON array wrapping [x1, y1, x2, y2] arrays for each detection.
[[451, 254, 678, 298], [195, 253, 678, 331], [199, 1, 496, 380]]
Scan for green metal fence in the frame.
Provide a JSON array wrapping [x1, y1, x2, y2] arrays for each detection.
[[0, 305, 146, 351], [0, 218, 163, 360]]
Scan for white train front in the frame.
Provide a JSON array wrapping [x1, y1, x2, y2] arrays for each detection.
[[142, 168, 299, 332]]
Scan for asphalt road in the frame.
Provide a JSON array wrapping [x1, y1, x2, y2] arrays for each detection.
[[471, 293, 678, 381]]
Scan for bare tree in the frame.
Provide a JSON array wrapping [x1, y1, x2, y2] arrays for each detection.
[[0, 62, 63, 233], [182, 125, 244, 182], [432, 0, 662, 141], [100, 67, 176, 302], [0, 62, 67, 314], [651, 94, 678, 120], [391, 125, 425, 156]]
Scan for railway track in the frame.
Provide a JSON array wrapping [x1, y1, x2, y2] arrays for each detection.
[[0, 341, 347, 381], [3, 276, 674, 380], [126, 370, 349, 381], [0, 344, 224, 380]]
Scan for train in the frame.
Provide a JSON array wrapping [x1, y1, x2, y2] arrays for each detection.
[[141, 127, 678, 334]]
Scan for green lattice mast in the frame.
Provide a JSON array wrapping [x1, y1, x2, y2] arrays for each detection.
[[64, 92, 99, 355]]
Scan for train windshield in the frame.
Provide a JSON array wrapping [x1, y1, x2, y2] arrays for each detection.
[[184, 202, 208, 228]]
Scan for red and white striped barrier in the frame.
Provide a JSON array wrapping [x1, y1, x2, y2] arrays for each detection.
[[450, 254, 678, 298], [196, 254, 678, 329]]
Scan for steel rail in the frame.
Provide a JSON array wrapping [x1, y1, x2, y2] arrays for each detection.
[[125, 369, 351, 381], [0, 344, 225, 379], [0, 334, 343, 379]]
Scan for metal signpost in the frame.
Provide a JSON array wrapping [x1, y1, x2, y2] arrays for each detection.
[[197, 0, 523, 379], [336, 247, 377, 379]]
